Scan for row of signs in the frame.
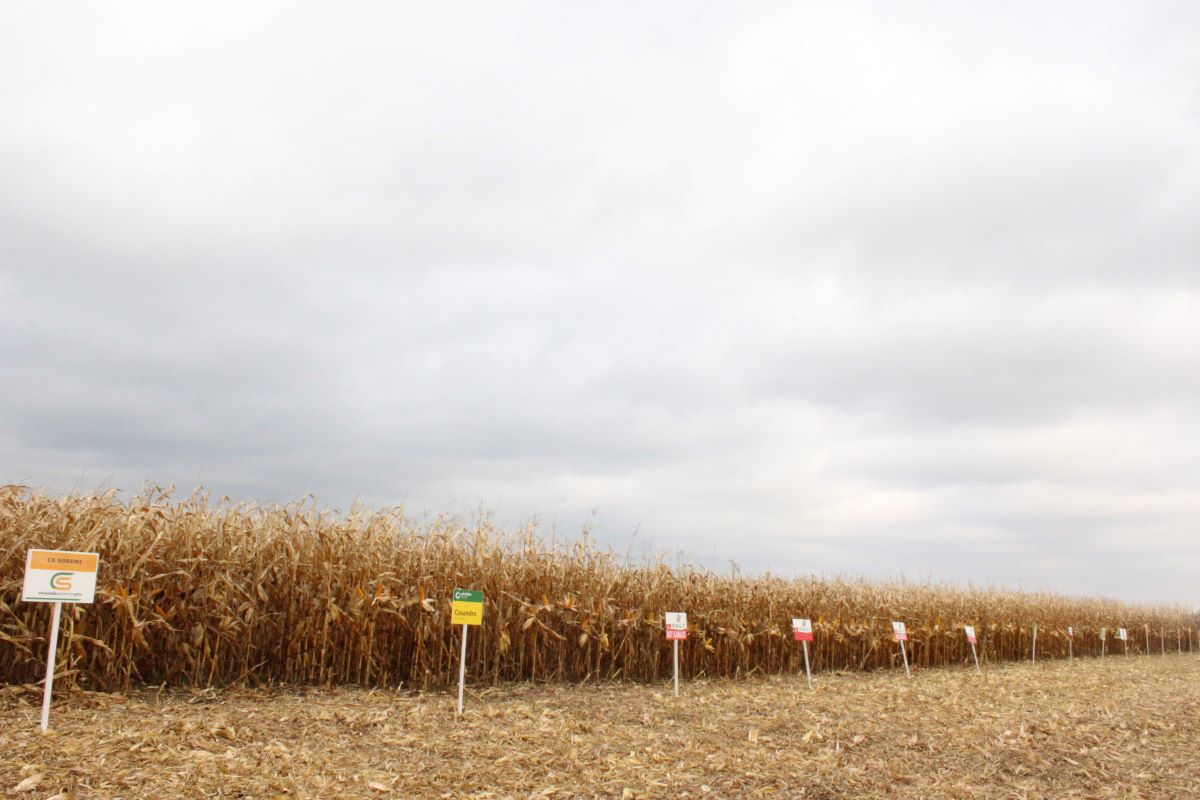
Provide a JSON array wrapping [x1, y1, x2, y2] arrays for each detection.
[[17, 553, 1142, 647]]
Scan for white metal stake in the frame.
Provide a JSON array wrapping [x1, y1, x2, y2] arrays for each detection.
[[456, 623, 468, 716], [1145, 625, 1150, 656], [1101, 636, 1105, 659], [970, 641, 980, 673], [898, 640, 910, 678], [1031, 625, 1037, 663], [1123, 638, 1128, 657], [40, 601, 63, 733], [801, 640, 812, 689], [1068, 637, 1072, 660], [1161, 628, 1165, 656], [673, 639, 680, 697]]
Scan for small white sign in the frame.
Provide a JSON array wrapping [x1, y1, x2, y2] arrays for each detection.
[[792, 618, 814, 641], [892, 621, 907, 641], [1100, 627, 1107, 641], [1116, 627, 1128, 641], [665, 612, 688, 630], [964, 625, 977, 643], [22, 549, 100, 604]]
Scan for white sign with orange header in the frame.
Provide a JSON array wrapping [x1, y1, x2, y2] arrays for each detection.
[[22, 549, 102, 733], [23, 549, 100, 604]]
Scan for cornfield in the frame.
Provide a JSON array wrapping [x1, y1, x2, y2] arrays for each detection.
[[1, 486, 1193, 692]]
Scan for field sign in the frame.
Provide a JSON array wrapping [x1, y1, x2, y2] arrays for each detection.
[[1099, 627, 1107, 640], [451, 589, 484, 626], [452, 589, 484, 716], [892, 621, 911, 678], [1067, 626, 1074, 659], [22, 549, 101, 733], [1066, 626, 1074, 638], [665, 612, 687, 696], [23, 549, 100, 604], [792, 618, 814, 689], [665, 612, 688, 640], [964, 625, 980, 672], [1116, 627, 1127, 641]]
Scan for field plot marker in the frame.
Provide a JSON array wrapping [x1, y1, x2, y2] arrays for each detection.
[[892, 621, 910, 678], [21, 548, 100, 732], [964, 625, 980, 673], [1031, 624, 1038, 663], [1117, 627, 1128, 656], [451, 589, 484, 716], [1145, 625, 1150, 656], [1161, 628, 1165, 656], [1100, 627, 1107, 659], [1067, 626, 1074, 660], [665, 612, 688, 697], [792, 618, 814, 688]]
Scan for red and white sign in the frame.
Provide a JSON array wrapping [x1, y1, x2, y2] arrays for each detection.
[[1066, 626, 1074, 639], [665, 612, 688, 641], [964, 625, 977, 644], [792, 618, 813, 642], [892, 621, 907, 642]]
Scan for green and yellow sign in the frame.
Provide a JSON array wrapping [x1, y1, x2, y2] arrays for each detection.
[[451, 588, 484, 626]]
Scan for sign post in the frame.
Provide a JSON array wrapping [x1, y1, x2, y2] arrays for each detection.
[[665, 612, 688, 697], [22, 549, 100, 733], [1117, 627, 1128, 656], [1066, 627, 1074, 660], [1144, 625, 1150, 656], [450, 589, 484, 716], [964, 625, 980, 673], [1100, 627, 1107, 659], [1031, 624, 1037, 663], [792, 618, 814, 689], [892, 621, 910, 678]]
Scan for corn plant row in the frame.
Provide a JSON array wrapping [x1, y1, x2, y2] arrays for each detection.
[[0, 486, 1193, 691]]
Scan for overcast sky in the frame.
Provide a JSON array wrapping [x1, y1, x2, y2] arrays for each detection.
[[2, 2, 1198, 605]]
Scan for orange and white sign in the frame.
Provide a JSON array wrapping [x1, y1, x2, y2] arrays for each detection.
[[792, 618, 814, 642], [665, 612, 688, 640], [892, 621, 908, 642], [964, 625, 977, 644], [22, 549, 100, 604]]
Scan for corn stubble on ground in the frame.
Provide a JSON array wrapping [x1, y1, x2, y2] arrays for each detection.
[[3, 656, 1198, 799]]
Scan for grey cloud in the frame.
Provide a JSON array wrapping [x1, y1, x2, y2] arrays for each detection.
[[2, 2, 1199, 606]]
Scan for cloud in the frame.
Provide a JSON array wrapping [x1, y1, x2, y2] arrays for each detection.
[[2, 2, 1198, 606]]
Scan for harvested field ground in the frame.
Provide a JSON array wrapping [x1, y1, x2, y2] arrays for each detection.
[[3, 656, 1199, 799]]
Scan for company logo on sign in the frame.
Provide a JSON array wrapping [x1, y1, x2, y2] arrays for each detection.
[[49, 572, 74, 590]]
